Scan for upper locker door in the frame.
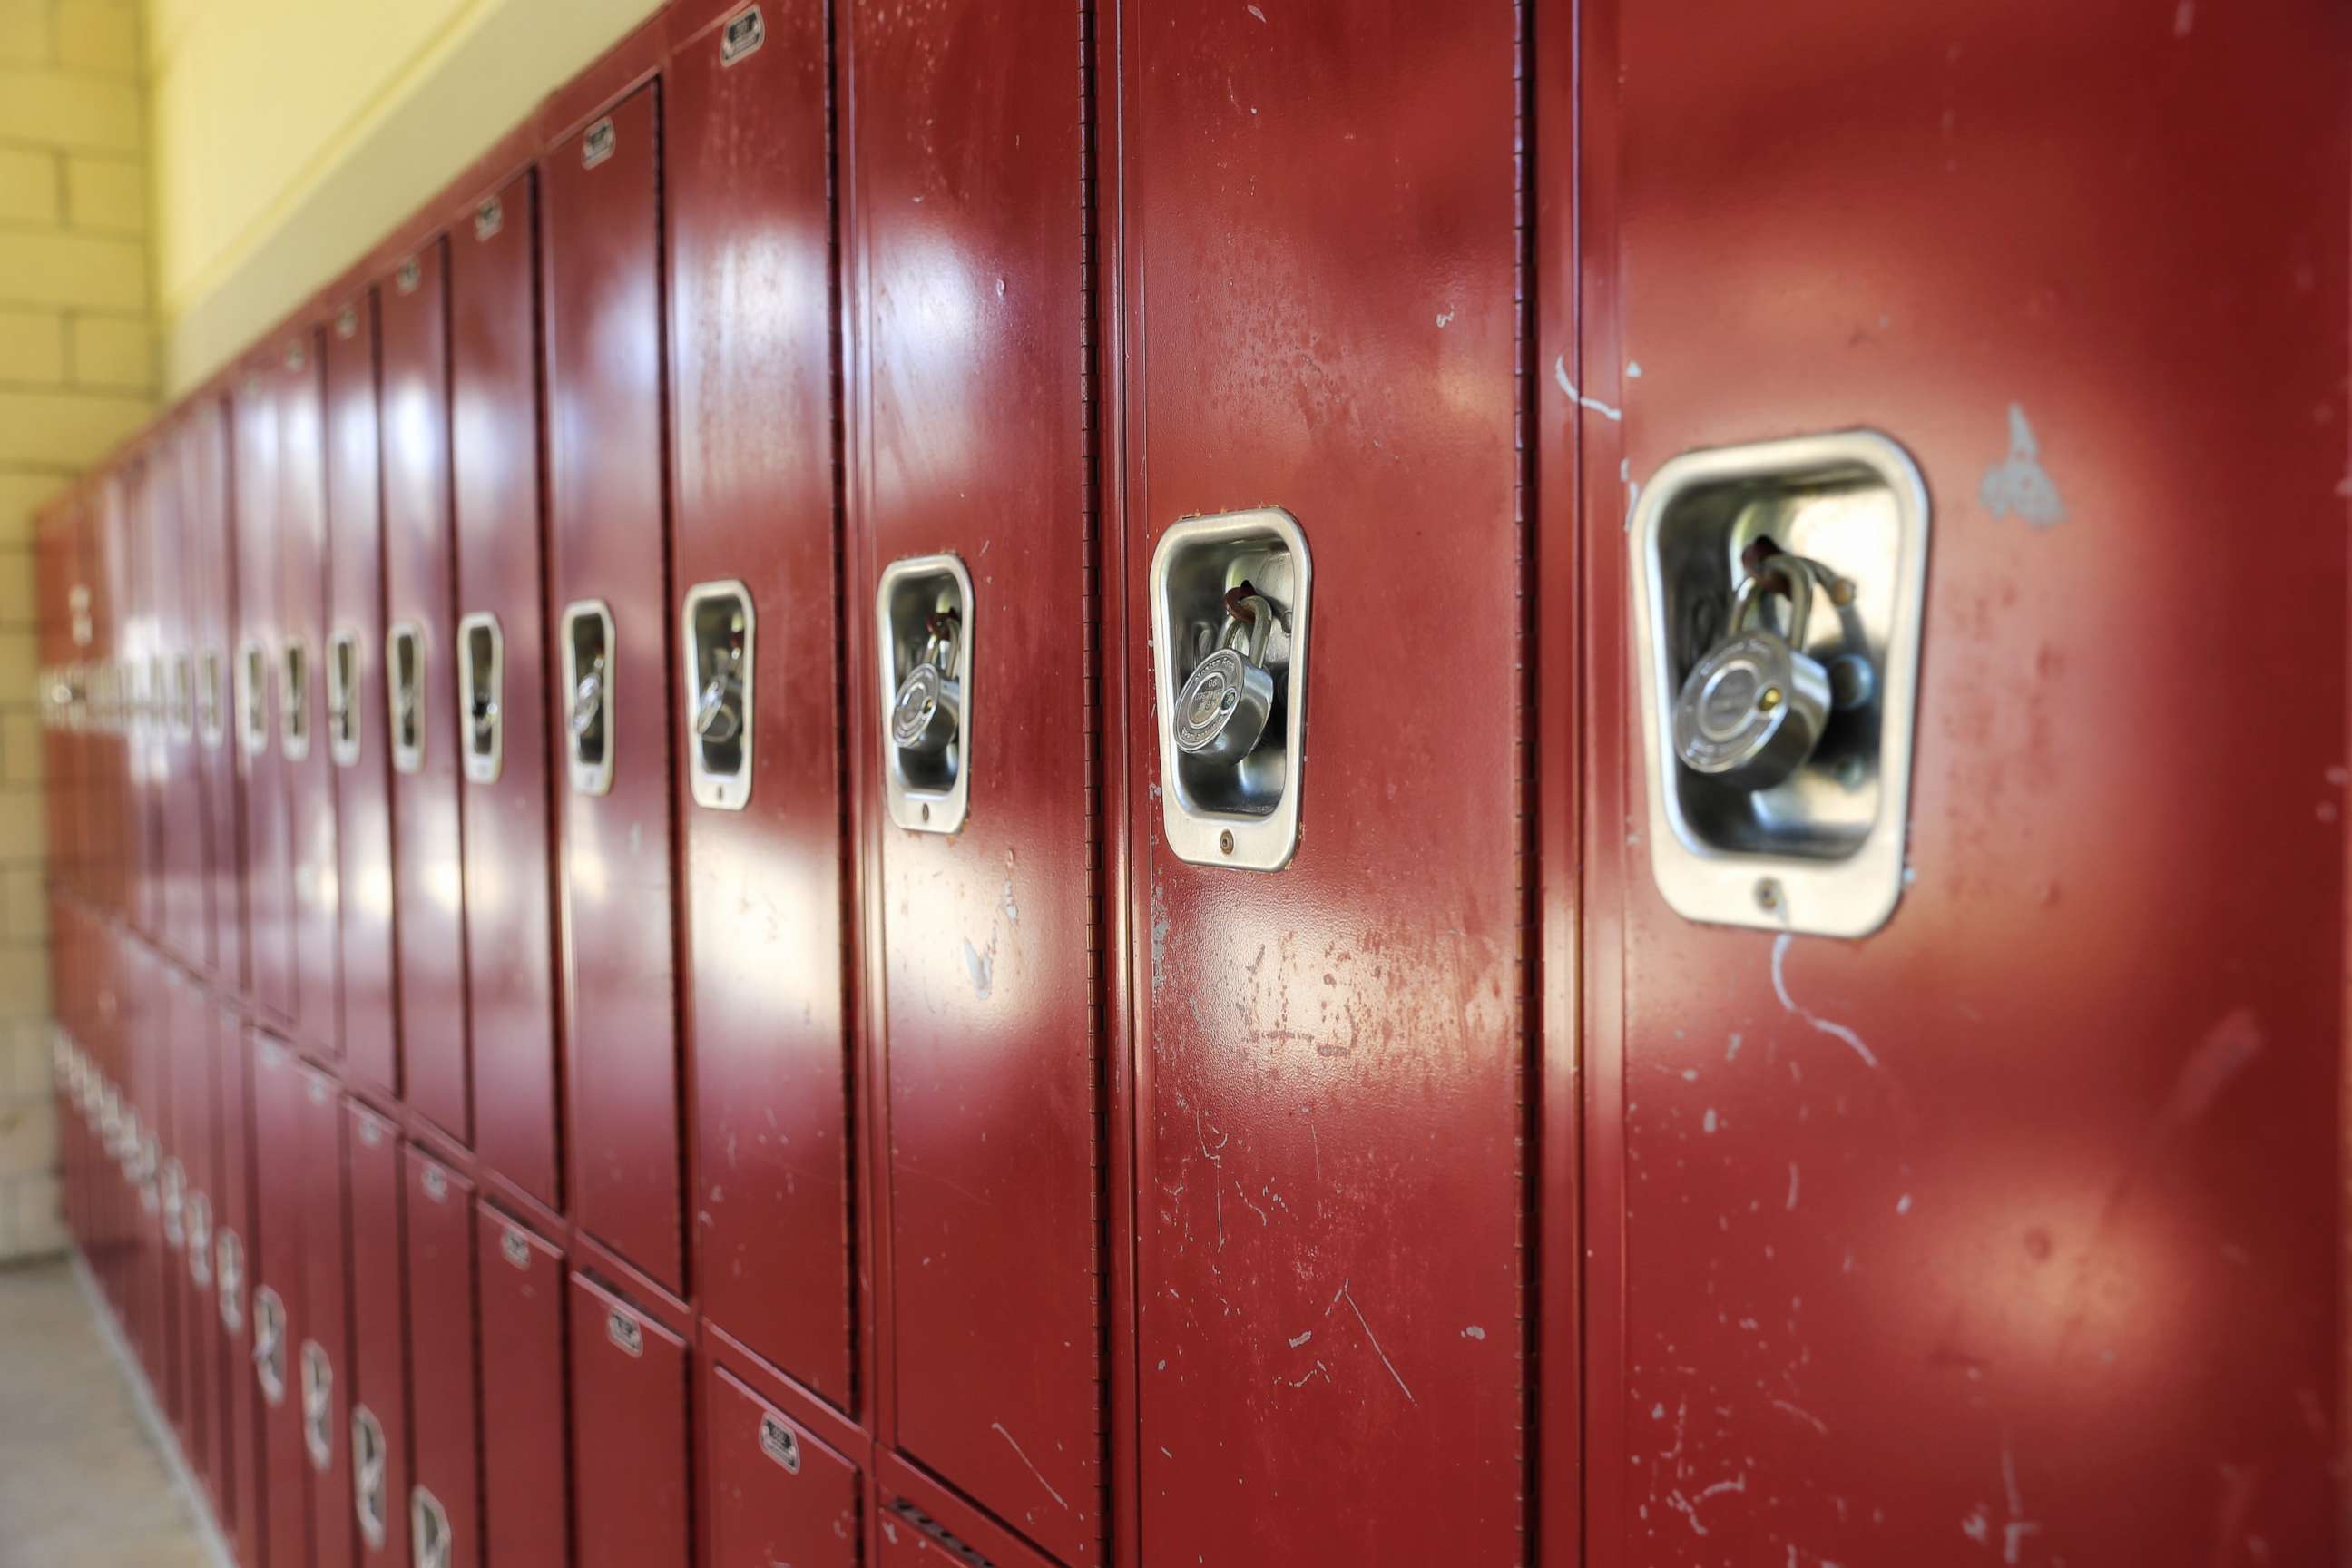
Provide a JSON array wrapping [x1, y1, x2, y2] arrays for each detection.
[[847, 0, 1102, 1553], [452, 169, 562, 1199], [381, 240, 469, 1129], [542, 84, 686, 1295], [187, 395, 244, 989], [1119, 3, 1528, 1562], [297, 1064, 358, 1568], [156, 423, 208, 963], [279, 326, 341, 1061], [1576, 6, 2350, 1565], [666, 0, 852, 1402], [236, 361, 294, 1021], [325, 290, 398, 1097]]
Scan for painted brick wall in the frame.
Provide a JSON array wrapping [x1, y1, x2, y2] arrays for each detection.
[[0, 0, 152, 1262]]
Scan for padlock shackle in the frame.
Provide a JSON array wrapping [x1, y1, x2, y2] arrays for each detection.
[[1730, 555, 1816, 652], [1217, 592, 1275, 666]]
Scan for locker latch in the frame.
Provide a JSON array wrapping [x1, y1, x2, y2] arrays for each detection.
[[1149, 508, 1312, 871], [280, 640, 311, 760], [410, 1486, 451, 1568], [387, 622, 426, 775], [187, 1192, 213, 1289], [876, 554, 974, 833], [300, 1340, 335, 1472], [169, 653, 194, 743], [561, 600, 616, 797], [216, 1231, 244, 1332], [240, 641, 270, 756], [327, 629, 362, 767], [251, 1285, 287, 1404], [759, 1412, 802, 1474], [456, 612, 504, 784], [681, 579, 754, 810], [1629, 430, 1929, 937], [352, 1405, 388, 1550]]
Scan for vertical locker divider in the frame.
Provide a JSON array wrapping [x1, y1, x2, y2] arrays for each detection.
[[323, 289, 398, 1097], [664, 0, 855, 1407]]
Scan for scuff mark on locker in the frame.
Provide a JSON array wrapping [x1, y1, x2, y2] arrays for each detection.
[[1553, 354, 1622, 421], [962, 936, 994, 1000], [1769, 934, 1881, 1069], [992, 1421, 1071, 1511], [1978, 402, 2066, 527], [1150, 882, 1171, 998], [1326, 1278, 1417, 1406]]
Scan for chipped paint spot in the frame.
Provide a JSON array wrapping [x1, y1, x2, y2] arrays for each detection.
[[962, 937, 994, 1000], [1626, 360, 1643, 378], [1772, 1397, 1828, 1436], [1149, 883, 1171, 998], [1435, 306, 1455, 328], [2173, 0, 2194, 34], [1979, 402, 2066, 527], [1770, 934, 1881, 1069], [1785, 1161, 1800, 1210], [1701, 1108, 1719, 1134], [1896, 1192, 1914, 1215], [1288, 1329, 1313, 1348], [1461, 1325, 1486, 1340], [1554, 354, 1622, 421], [1247, 2, 1267, 17]]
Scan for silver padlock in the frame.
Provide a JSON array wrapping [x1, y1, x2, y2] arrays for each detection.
[[572, 652, 607, 740], [692, 644, 744, 744], [1173, 591, 1277, 764], [1672, 558, 1833, 790], [890, 612, 963, 757]]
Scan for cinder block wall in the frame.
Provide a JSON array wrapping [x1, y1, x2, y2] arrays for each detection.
[[0, 0, 153, 1262]]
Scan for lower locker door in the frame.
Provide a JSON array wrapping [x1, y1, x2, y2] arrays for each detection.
[[348, 1105, 409, 1567], [406, 1151, 477, 1568], [299, 1066, 357, 1568], [251, 1035, 312, 1568], [703, 1362, 860, 1568], [567, 1272, 690, 1568], [214, 1005, 265, 1567], [476, 1201, 567, 1568]]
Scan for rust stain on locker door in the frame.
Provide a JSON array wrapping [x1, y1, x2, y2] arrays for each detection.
[[848, 0, 1106, 1553], [542, 83, 688, 1293], [1574, 2, 2352, 1564]]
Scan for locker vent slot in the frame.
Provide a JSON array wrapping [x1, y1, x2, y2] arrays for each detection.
[[889, 1503, 995, 1568]]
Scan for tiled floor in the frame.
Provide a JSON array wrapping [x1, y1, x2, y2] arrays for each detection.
[[0, 1257, 223, 1568]]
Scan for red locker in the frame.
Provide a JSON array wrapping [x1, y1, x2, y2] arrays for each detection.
[[1561, 6, 2350, 1565], [542, 83, 686, 1293], [251, 1034, 313, 1568], [452, 168, 563, 1200], [185, 395, 244, 988], [703, 1357, 861, 1568], [176, 973, 223, 1513], [235, 365, 295, 1021], [93, 472, 132, 921], [298, 1063, 358, 1568], [122, 458, 160, 940], [567, 1271, 691, 1568], [162, 966, 207, 1478], [848, 0, 1102, 1552], [380, 239, 468, 1129], [211, 1005, 265, 1568], [475, 1200, 568, 1568], [666, 0, 852, 1401], [278, 327, 341, 1059], [155, 428, 209, 964], [347, 1105, 407, 1567], [404, 1151, 475, 1568], [324, 289, 398, 1096], [1115, 4, 1527, 1562]]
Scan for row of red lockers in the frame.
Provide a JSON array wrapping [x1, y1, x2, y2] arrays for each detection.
[[29, 0, 1534, 1565], [32, 0, 2352, 1565]]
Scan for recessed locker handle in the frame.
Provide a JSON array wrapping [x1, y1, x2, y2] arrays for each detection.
[[251, 1285, 286, 1403], [327, 629, 362, 766], [280, 640, 311, 760], [353, 1405, 388, 1550], [301, 1339, 335, 1471], [456, 612, 504, 784], [198, 649, 225, 748], [681, 580, 753, 810], [409, 1486, 451, 1568], [876, 554, 974, 834], [170, 653, 194, 741], [387, 622, 426, 775], [561, 600, 616, 797]]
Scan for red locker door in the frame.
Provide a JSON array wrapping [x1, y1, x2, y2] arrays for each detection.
[[235, 365, 295, 1021], [177, 973, 223, 1514], [667, 0, 852, 1401], [1116, 4, 1527, 1562], [348, 1105, 407, 1567], [566, 1272, 691, 1568], [156, 427, 208, 964], [279, 327, 341, 1060], [847, 0, 1102, 1552], [381, 239, 468, 1131], [298, 1064, 357, 1568], [324, 289, 398, 1097], [703, 1358, 861, 1568], [405, 1151, 476, 1568], [1566, 7, 2350, 1566], [251, 1033, 313, 1568], [475, 1200, 567, 1568], [187, 395, 244, 989], [122, 458, 160, 940], [213, 1003, 265, 1566], [162, 965, 208, 1480], [542, 86, 686, 1293], [453, 169, 563, 1200]]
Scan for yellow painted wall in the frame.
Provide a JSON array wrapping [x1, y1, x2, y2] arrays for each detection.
[[148, 0, 656, 394]]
